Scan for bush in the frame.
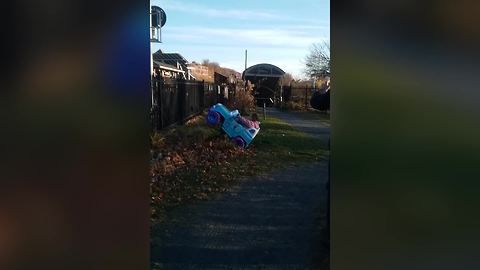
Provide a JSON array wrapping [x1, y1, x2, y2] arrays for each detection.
[[151, 114, 220, 147], [228, 83, 255, 115], [286, 100, 304, 111], [151, 132, 166, 148]]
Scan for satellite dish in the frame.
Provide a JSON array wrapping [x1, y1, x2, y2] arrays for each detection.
[[151, 6, 166, 27]]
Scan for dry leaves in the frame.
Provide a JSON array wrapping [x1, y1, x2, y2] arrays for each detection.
[[150, 133, 255, 223]]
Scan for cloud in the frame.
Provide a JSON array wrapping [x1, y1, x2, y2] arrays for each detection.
[[157, 0, 281, 20], [151, 0, 330, 78], [164, 26, 329, 48], [155, 0, 329, 25]]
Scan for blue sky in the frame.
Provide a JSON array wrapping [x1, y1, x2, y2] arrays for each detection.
[[151, 0, 329, 79]]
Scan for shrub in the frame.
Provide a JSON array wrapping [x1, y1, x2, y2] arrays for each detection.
[[286, 101, 304, 111], [228, 83, 255, 115], [151, 132, 166, 148]]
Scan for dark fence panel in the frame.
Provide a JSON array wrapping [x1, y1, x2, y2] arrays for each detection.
[[165, 78, 180, 126], [151, 78, 229, 131], [284, 86, 316, 109], [203, 83, 217, 108], [183, 80, 202, 120]]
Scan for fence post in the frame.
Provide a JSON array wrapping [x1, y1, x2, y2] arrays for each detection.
[[151, 77, 162, 131], [150, 78, 156, 131], [305, 86, 308, 109], [280, 85, 283, 109], [200, 80, 205, 109], [159, 77, 164, 129], [263, 102, 266, 120], [177, 79, 186, 124]]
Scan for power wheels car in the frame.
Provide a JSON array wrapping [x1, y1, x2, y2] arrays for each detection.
[[206, 103, 260, 148]]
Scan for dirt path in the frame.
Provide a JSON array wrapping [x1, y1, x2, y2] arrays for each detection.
[[151, 109, 330, 270]]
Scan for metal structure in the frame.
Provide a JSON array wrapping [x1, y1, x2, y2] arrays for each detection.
[[150, 5, 166, 43], [150, 5, 166, 76], [242, 63, 285, 106], [150, 4, 166, 115]]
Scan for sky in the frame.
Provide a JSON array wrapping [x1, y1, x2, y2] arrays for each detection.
[[151, 0, 329, 79]]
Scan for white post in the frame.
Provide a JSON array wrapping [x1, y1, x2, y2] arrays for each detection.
[[150, 1, 154, 78], [150, 2, 154, 110], [263, 102, 266, 120]]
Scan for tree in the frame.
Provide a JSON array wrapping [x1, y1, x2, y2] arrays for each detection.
[[304, 41, 330, 79], [280, 73, 294, 86]]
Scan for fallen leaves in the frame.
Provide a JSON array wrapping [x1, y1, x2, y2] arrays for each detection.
[[150, 131, 255, 223]]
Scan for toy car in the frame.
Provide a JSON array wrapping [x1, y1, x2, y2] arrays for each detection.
[[206, 103, 260, 148]]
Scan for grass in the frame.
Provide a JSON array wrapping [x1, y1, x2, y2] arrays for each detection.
[[150, 112, 329, 224], [248, 116, 328, 170]]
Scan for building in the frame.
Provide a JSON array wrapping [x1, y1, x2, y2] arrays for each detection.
[[152, 50, 196, 80], [187, 62, 213, 82], [188, 62, 209, 76], [153, 60, 185, 79], [242, 63, 285, 106]]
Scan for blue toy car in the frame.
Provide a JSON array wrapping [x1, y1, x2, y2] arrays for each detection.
[[206, 103, 260, 148]]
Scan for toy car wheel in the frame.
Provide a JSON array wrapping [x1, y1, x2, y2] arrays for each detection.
[[207, 111, 221, 125], [231, 136, 246, 148]]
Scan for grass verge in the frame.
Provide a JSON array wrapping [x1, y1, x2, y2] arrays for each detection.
[[246, 116, 328, 170]]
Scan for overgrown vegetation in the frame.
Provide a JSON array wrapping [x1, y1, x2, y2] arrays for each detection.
[[285, 100, 305, 111], [150, 112, 328, 224], [150, 114, 253, 223], [227, 81, 255, 115]]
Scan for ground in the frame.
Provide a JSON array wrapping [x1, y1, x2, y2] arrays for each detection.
[[151, 108, 330, 270]]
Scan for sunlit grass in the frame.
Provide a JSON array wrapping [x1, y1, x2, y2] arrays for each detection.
[[248, 116, 328, 170]]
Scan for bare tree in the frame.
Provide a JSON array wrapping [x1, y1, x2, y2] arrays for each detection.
[[304, 41, 330, 79], [280, 73, 294, 86]]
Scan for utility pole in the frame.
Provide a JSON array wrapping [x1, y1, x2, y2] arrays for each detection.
[[244, 50, 248, 90], [244, 49, 247, 71]]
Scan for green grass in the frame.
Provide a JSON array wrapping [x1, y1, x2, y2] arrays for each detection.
[[248, 116, 328, 171]]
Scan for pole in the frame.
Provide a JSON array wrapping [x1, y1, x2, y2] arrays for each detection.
[[244, 50, 248, 89], [263, 102, 266, 120], [280, 85, 283, 109], [245, 49, 247, 71], [149, 2, 154, 78], [150, 1, 155, 110], [305, 86, 308, 109]]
